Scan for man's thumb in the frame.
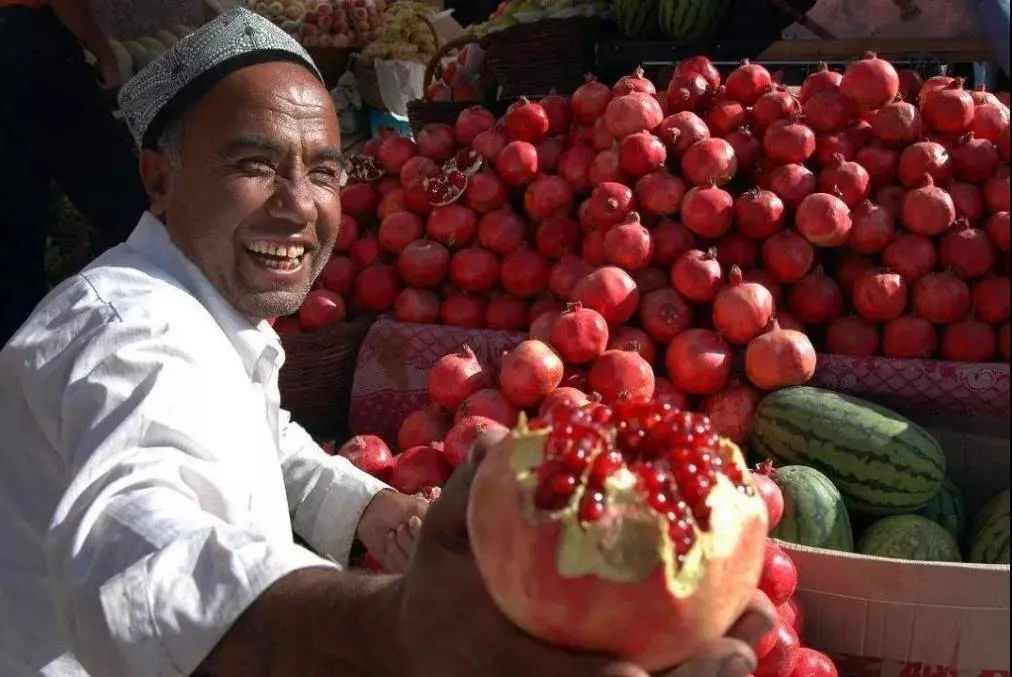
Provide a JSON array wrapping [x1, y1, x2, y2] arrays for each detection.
[[420, 428, 509, 551]]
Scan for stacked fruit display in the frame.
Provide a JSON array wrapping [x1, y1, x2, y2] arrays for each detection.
[[337, 392, 838, 675], [285, 53, 1009, 372], [750, 386, 1009, 565], [246, 0, 386, 49]]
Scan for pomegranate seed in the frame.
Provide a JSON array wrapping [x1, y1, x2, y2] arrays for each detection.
[[640, 467, 669, 492], [648, 491, 670, 511], [579, 491, 607, 522], [534, 479, 567, 509], [550, 471, 578, 497], [589, 450, 623, 486], [561, 447, 592, 473]]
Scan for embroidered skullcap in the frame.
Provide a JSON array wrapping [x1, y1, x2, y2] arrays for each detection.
[[118, 7, 322, 150]]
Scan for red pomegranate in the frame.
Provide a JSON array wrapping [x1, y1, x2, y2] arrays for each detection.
[[681, 138, 738, 186], [763, 118, 816, 164], [713, 266, 775, 344], [769, 163, 816, 210], [725, 59, 772, 105], [550, 302, 610, 364], [940, 220, 996, 279], [921, 79, 975, 134], [827, 315, 881, 356], [398, 239, 450, 287], [853, 269, 909, 321], [571, 75, 614, 124], [658, 112, 711, 157], [639, 288, 692, 344], [762, 230, 814, 283], [840, 51, 899, 110], [416, 123, 457, 162], [942, 319, 997, 361], [398, 406, 450, 451], [388, 444, 451, 494], [353, 264, 400, 311], [818, 153, 871, 207], [665, 329, 733, 395], [571, 266, 641, 325], [882, 233, 937, 282], [394, 288, 440, 324], [795, 192, 853, 247], [495, 141, 540, 186], [682, 182, 734, 238], [467, 401, 767, 671], [498, 340, 564, 408], [848, 200, 896, 254], [950, 134, 1000, 183], [973, 276, 1011, 325], [675, 55, 722, 91], [788, 266, 844, 324], [855, 143, 899, 187], [587, 349, 655, 402], [444, 415, 510, 468], [635, 171, 686, 216], [700, 380, 760, 443], [672, 248, 723, 302], [800, 63, 842, 103], [608, 326, 657, 365], [898, 141, 953, 188], [751, 87, 799, 129], [883, 315, 938, 358], [913, 271, 971, 324], [485, 294, 528, 331], [535, 215, 580, 259], [504, 97, 551, 142], [901, 175, 956, 236], [735, 188, 785, 239], [428, 345, 490, 410], [803, 89, 853, 134], [441, 293, 487, 328], [605, 92, 664, 138], [871, 101, 923, 148], [745, 319, 817, 390]]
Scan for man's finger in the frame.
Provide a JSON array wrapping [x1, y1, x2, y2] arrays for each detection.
[[419, 428, 509, 550], [661, 638, 757, 677], [725, 589, 777, 646], [384, 530, 409, 573]]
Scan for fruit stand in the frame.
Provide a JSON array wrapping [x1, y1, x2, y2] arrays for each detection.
[[70, 0, 1006, 674]]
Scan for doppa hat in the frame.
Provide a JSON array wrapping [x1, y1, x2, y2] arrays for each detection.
[[118, 7, 323, 150]]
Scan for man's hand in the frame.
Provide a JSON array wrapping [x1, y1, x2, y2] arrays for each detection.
[[356, 489, 437, 573], [394, 430, 776, 677]]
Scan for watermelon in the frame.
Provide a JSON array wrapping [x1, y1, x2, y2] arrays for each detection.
[[658, 0, 732, 42], [613, 0, 661, 38], [916, 479, 966, 541], [750, 387, 945, 516], [771, 465, 854, 552], [858, 515, 962, 562], [967, 489, 1010, 565]]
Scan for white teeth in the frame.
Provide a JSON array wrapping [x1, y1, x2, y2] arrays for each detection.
[[246, 241, 306, 259]]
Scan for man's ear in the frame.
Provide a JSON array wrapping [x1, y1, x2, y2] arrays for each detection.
[[139, 149, 174, 217]]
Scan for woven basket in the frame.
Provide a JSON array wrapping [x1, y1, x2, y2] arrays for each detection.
[[480, 16, 601, 98], [279, 314, 376, 439]]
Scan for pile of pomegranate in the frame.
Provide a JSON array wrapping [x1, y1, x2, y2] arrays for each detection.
[[282, 52, 1009, 368]]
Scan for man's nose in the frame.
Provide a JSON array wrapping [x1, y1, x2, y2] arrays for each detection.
[[268, 173, 318, 226]]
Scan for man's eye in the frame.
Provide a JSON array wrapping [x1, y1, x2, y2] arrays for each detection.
[[239, 158, 275, 173], [311, 166, 341, 182]]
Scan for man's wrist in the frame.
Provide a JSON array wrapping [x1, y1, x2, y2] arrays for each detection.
[[352, 574, 408, 677]]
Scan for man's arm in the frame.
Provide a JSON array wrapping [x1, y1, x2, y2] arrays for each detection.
[[49, 0, 116, 66], [36, 319, 400, 676], [276, 411, 389, 562]]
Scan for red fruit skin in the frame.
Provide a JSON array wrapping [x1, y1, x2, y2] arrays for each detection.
[[455, 106, 496, 145], [1000, 323, 1010, 361], [571, 266, 641, 325], [815, 131, 858, 167], [571, 76, 614, 124], [298, 289, 346, 331], [529, 310, 560, 344], [713, 268, 775, 344], [651, 219, 697, 265], [913, 271, 971, 325], [921, 82, 975, 134], [759, 541, 799, 606], [841, 52, 899, 110], [984, 169, 1010, 213], [495, 141, 540, 186], [951, 136, 1000, 183], [640, 288, 693, 343], [485, 294, 528, 331], [803, 89, 853, 134], [394, 288, 441, 324], [987, 212, 1010, 254], [333, 214, 360, 253], [398, 406, 450, 451], [558, 144, 597, 193], [725, 127, 762, 171], [745, 323, 817, 390], [881, 233, 937, 282], [752, 88, 798, 129], [501, 248, 551, 298], [388, 445, 452, 494], [665, 329, 733, 395], [762, 231, 814, 284], [449, 247, 500, 294], [550, 303, 610, 364], [338, 435, 395, 480], [444, 415, 510, 468], [780, 597, 804, 636], [682, 185, 734, 238], [427, 204, 478, 248], [604, 92, 664, 138], [464, 172, 507, 215], [619, 131, 668, 177], [735, 189, 785, 239], [608, 326, 657, 365], [675, 55, 722, 92], [377, 135, 418, 176], [398, 239, 450, 288], [477, 207, 527, 256], [416, 123, 457, 162], [751, 468, 784, 530], [788, 269, 844, 324], [796, 193, 853, 247], [536, 215, 581, 261], [899, 141, 955, 189], [549, 254, 594, 301], [581, 228, 608, 266], [706, 95, 748, 136], [872, 101, 923, 148], [379, 212, 425, 254], [725, 60, 773, 105], [716, 234, 758, 271], [319, 256, 356, 295], [354, 265, 400, 312], [942, 319, 997, 362], [498, 340, 564, 408], [763, 119, 817, 165], [827, 316, 881, 356], [848, 200, 896, 254], [769, 163, 816, 211], [856, 144, 899, 188], [681, 138, 738, 187], [940, 224, 996, 279], [672, 249, 723, 302], [505, 98, 551, 142], [818, 156, 871, 207], [754, 621, 801, 677], [800, 64, 842, 103], [631, 268, 670, 293], [902, 180, 956, 236], [883, 316, 938, 358], [853, 270, 909, 322], [588, 181, 637, 229], [538, 387, 591, 418], [790, 649, 838, 677], [973, 277, 1011, 325], [744, 270, 785, 311], [636, 172, 686, 216], [350, 233, 381, 269], [428, 346, 489, 410], [659, 111, 711, 157], [587, 349, 656, 402], [525, 175, 575, 222], [700, 381, 759, 443]]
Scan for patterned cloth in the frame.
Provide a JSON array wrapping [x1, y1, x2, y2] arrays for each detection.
[[117, 6, 320, 149]]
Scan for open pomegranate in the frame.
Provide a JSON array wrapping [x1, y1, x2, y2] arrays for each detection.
[[467, 400, 768, 671]]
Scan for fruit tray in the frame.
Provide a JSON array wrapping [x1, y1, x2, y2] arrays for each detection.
[[347, 317, 1010, 446]]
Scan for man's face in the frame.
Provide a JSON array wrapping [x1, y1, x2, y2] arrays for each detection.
[[152, 61, 343, 320]]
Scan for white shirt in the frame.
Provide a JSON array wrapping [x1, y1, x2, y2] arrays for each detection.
[[0, 212, 388, 676]]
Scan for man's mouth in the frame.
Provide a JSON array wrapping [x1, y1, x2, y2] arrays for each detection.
[[244, 240, 308, 271]]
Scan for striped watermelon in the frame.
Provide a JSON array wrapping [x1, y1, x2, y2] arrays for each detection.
[[658, 0, 732, 42], [967, 489, 1010, 565], [613, 0, 661, 38], [858, 515, 962, 562], [771, 465, 854, 552], [750, 387, 945, 516], [916, 479, 966, 541]]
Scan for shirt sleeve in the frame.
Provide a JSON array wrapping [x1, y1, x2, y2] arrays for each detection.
[[40, 320, 338, 677], [277, 412, 390, 565]]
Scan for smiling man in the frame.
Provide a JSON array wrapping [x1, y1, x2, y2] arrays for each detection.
[[0, 8, 774, 677]]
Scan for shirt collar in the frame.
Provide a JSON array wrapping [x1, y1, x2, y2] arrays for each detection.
[[125, 212, 284, 377]]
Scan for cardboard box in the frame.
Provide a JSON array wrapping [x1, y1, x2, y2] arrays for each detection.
[[784, 415, 1010, 676]]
